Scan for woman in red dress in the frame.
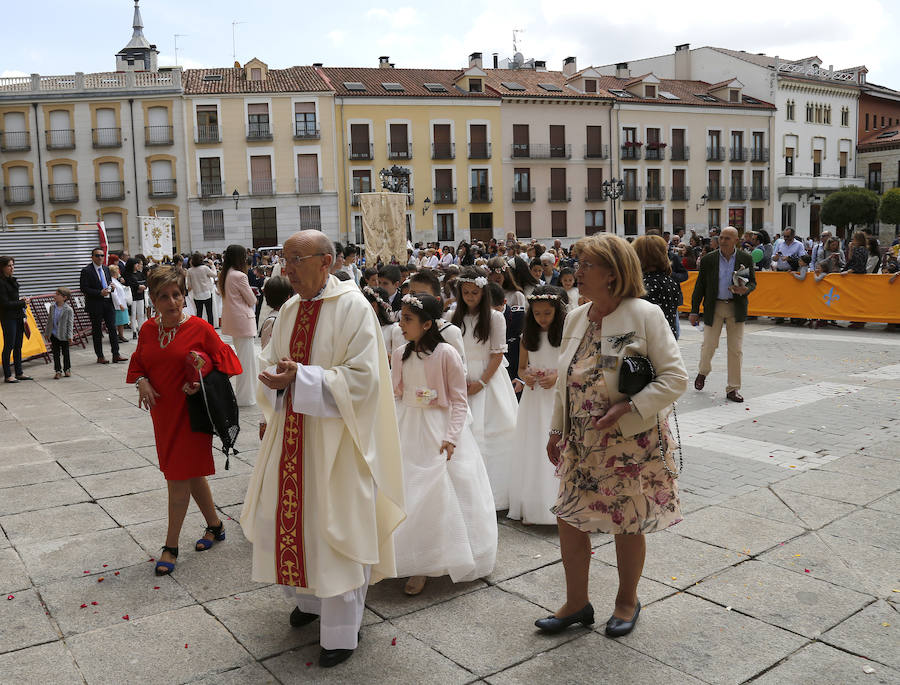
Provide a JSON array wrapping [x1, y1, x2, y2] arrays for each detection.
[[127, 266, 242, 575]]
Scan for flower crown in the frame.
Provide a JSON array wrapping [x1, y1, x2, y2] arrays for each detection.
[[527, 293, 560, 301], [489, 262, 508, 273], [401, 293, 424, 309], [457, 276, 488, 288], [363, 285, 391, 312]]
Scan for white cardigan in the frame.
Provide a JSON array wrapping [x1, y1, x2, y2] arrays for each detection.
[[550, 298, 688, 439]]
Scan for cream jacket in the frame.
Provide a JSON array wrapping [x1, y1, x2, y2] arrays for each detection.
[[550, 298, 687, 439]]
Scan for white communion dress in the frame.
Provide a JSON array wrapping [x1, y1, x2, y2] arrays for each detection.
[[461, 310, 519, 510], [507, 331, 562, 525], [392, 347, 497, 582]]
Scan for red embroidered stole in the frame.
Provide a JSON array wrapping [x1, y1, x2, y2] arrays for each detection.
[[276, 299, 323, 587]]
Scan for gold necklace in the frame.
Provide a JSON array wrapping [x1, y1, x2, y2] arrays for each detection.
[[157, 313, 187, 349]]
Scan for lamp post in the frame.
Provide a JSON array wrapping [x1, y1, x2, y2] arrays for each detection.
[[232, 189, 240, 210], [601, 179, 625, 235]]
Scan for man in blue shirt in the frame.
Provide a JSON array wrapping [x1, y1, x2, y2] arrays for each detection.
[[772, 228, 806, 271]]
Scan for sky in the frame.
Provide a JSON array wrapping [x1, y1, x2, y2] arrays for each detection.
[[3, 0, 900, 89]]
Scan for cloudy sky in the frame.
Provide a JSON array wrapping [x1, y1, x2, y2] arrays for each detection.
[[4, 0, 899, 88]]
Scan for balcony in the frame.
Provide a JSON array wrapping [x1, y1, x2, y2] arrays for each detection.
[[670, 145, 690, 161], [350, 188, 363, 206], [148, 178, 176, 197], [294, 124, 320, 140], [707, 145, 725, 161], [348, 142, 373, 160], [620, 144, 642, 160], [622, 185, 642, 201], [670, 186, 690, 201], [95, 181, 125, 201], [247, 123, 273, 141], [729, 146, 748, 162], [145, 125, 173, 146], [706, 184, 726, 201], [0, 130, 30, 152], [250, 179, 276, 195], [199, 181, 223, 197], [388, 142, 412, 160], [48, 182, 78, 203], [644, 145, 666, 161], [776, 174, 864, 193], [92, 127, 121, 148], [468, 142, 492, 159], [196, 124, 220, 144], [4, 185, 34, 205], [750, 186, 769, 201], [431, 142, 455, 159], [470, 186, 492, 203], [751, 147, 769, 163], [645, 184, 665, 202], [511, 186, 535, 202], [296, 177, 323, 194], [548, 186, 571, 202], [46, 129, 74, 150], [512, 143, 571, 159], [584, 143, 609, 159], [730, 186, 748, 201], [585, 187, 605, 202], [433, 187, 457, 204]]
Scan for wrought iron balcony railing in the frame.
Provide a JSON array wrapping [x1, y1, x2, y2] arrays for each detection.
[[349, 142, 373, 160], [148, 178, 176, 197], [0, 130, 30, 151], [46, 129, 74, 150], [511, 186, 535, 202], [145, 125, 173, 146], [468, 142, 491, 159], [95, 180, 125, 201], [433, 186, 457, 204], [707, 145, 725, 161], [48, 182, 78, 203], [196, 124, 220, 144], [431, 142, 455, 159], [4, 185, 34, 205], [92, 127, 121, 148], [247, 123, 272, 140], [548, 186, 571, 202]]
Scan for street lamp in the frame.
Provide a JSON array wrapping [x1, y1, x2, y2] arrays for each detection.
[[232, 189, 240, 210], [601, 179, 625, 234], [422, 197, 431, 216]]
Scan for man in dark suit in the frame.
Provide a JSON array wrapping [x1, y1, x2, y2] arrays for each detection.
[[80, 248, 128, 364], [689, 226, 755, 402], [378, 265, 403, 314]]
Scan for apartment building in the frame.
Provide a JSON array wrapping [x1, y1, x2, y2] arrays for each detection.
[[0, 2, 188, 251], [482, 57, 774, 241], [182, 59, 337, 250], [598, 45, 865, 238], [856, 81, 900, 238], [320, 56, 503, 245]]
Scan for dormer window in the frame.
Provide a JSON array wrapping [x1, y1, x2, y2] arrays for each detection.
[[585, 79, 597, 93], [469, 78, 482, 93], [250, 68, 262, 81], [729, 89, 739, 103], [645, 84, 656, 98]]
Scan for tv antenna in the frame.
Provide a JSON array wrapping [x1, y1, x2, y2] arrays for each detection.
[[173, 34, 187, 66], [232, 21, 247, 64], [512, 28, 524, 53]]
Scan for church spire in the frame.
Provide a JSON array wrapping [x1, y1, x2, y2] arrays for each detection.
[[123, 0, 151, 50], [116, 0, 158, 72]]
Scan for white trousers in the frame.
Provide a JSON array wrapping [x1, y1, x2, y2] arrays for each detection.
[[231, 336, 258, 407], [282, 565, 370, 650], [132, 299, 146, 335]]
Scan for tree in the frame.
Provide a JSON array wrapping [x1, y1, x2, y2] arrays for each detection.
[[820, 186, 880, 232], [879, 187, 900, 225]]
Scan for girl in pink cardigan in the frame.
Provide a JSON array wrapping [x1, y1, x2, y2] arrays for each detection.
[[390, 294, 497, 596]]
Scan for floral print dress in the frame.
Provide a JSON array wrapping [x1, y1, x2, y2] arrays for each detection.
[[551, 323, 682, 534]]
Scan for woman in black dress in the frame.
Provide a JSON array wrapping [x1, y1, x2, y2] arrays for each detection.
[[633, 235, 682, 339], [0, 256, 32, 382]]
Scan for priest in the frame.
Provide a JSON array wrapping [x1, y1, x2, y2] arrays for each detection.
[[241, 230, 405, 668]]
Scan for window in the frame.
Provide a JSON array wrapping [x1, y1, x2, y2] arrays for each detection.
[[623, 210, 638, 236], [297, 153, 319, 193], [250, 155, 273, 194], [839, 151, 848, 179], [344, 82, 366, 91], [708, 130, 722, 160], [469, 124, 489, 158], [469, 212, 493, 242], [299, 205, 321, 230], [382, 82, 404, 92], [349, 123, 371, 158], [471, 168, 489, 202], [786, 100, 795, 121], [585, 210, 605, 235], [294, 102, 317, 137], [196, 105, 218, 142], [353, 215, 364, 244], [728, 208, 745, 231], [468, 78, 482, 93], [781, 203, 795, 231], [672, 209, 685, 231], [512, 124, 529, 157], [752, 207, 763, 231], [515, 211, 531, 238], [708, 208, 721, 231], [549, 168, 567, 201], [644, 209, 663, 232], [645, 127, 662, 160], [865, 113, 870, 130], [729, 89, 739, 103], [538, 83, 563, 92], [501, 81, 526, 91], [513, 167, 531, 201], [549, 124, 566, 158], [806, 102, 814, 123], [432, 123, 453, 159], [814, 104, 823, 124], [406, 213, 413, 242], [437, 213, 455, 241], [785, 147, 794, 176], [351, 169, 371, 203], [586, 168, 604, 201], [247, 103, 270, 138], [584, 79, 597, 93], [824, 105, 831, 125], [647, 168, 662, 201], [389, 123, 410, 159], [882, 116, 886, 127], [103, 212, 124, 250], [250, 207, 277, 249], [730, 130, 744, 160], [551, 210, 567, 237], [423, 83, 448, 93], [813, 149, 822, 177], [202, 209, 225, 240], [645, 85, 657, 99], [586, 125, 604, 158], [622, 126, 639, 159], [250, 68, 262, 81], [199, 157, 222, 195]]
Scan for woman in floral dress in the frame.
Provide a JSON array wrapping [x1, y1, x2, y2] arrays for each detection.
[[534, 234, 688, 639]]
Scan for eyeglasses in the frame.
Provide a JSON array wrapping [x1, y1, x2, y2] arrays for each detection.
[[576, 261, 599, 271], [92, 253, 104, 258], [286, 252, 326, 265]]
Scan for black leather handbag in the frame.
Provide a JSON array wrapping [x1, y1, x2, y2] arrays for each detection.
[[618, 356, 655, 396]]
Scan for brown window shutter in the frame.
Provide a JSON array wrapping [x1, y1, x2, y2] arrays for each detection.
[[513, 124, 529, 145], [433, 124, 450, 144], [549, 125, 565, 147], [390, 124, 408, 148], [587, 168, 603, 191], [469, 124, 486, 144], [515, 211, 531, 238], [294, 102, 315, 113], [350, 124, 368, 145], [247, 103, 268, 115]]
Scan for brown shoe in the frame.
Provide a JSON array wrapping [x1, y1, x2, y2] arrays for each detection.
[[112, 354, 129, 363], [694, 374, 706, 390], [726, 390, 744, 403], [97, 358, 110, 364], [404, 576, 427, 596]]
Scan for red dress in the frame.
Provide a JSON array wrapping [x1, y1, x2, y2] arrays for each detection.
[[126, 316, 242, 480]]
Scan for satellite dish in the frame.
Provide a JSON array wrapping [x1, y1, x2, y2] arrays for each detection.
[[513, 52, 524, 65]]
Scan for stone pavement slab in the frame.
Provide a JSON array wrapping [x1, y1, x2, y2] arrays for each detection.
[[484, 523, 562, 583], [0, 588, 58, 654], [0, 460, 70, 488], [821, 600, 900, 671], [263, 620, 474, 684], [98, 488, 173, 526], [672, 505, 805, 555], [619, 592, 807, 684], [764, 488, 858, 530], [818, 508, 900, 551], [751, 641, 900, 685], [0, 547, 30, 593], [819, 453, 900, 481], [0, 501, 118, 546], [366, 575, 487, 620], [75, 464, 166, 499], [868, 490, 900, 513], [56, 447, 151, 477], [0, 478, 90, 516], [66, 604, 253, 685], [0, 641, 84, 685], [773, 468, 897, 506], [189, 662, 280, 685], [486, 631, 706, 685]]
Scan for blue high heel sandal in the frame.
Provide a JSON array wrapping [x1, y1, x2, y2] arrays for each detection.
[[195, 521, 225, 551], [155, 545, 178, 576]]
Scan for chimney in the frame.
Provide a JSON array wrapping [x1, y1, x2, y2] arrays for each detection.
[[674, 43, 690, 80], [469, 52, 483, 69], [378, 55, 392, 69], [534, 60, 546, 72], [563, 56, 577, 77], [312, 62, 323, 67], [615, 62, 629, 78], [492, 53, 499, 69]]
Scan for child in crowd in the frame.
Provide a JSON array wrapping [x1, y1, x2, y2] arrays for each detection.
[[363, 285, 398, 360], [391, 270, 466, 364], [487, 281, 506, 312], [44, 287, 74, 379], [391, 293, 497, 596], [558, 267, 580, 312], [486, 257, 527, 383], [451, 267, 518, 510], [508, 287, 567, 525], [108, 264, 130, 343], [362, 267, 379, 288], [258, 276, 293, 348]]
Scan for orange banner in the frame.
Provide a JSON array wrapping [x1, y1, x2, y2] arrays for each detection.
[[679, 271, 900, 323], [0, 306, 48, 361]]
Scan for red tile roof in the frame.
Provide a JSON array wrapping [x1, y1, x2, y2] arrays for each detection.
[[318, 67, 497, 98], [183, 66, 330, 94], [858, 126, 900, 150]]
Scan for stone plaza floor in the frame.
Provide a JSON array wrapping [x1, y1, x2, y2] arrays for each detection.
[[0, 319, 898, 684]]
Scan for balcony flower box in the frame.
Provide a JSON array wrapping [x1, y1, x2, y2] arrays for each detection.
[[623, 141, 643, 148], [646, 142, 667, 150]]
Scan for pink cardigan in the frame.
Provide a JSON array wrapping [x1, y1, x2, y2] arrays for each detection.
[[391, 342, 468, 446], [220, 269, 257, 339]]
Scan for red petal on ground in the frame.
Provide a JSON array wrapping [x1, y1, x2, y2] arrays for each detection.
[[114, 571, 120, 576], [102, 564, 108, 568], [91, 601, 98, 605], [184, 644, 188, 648], [83, 571, 90, 574], [391, 637, 397, 646], [80, 603, 87, 608], [305, 662, 313, 667], [153, 586, 160, 590], [97, 577, 104, 582], [122, 615, 129, 620], [804, 569, 811, 573], [6, 595, 14, 600]]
